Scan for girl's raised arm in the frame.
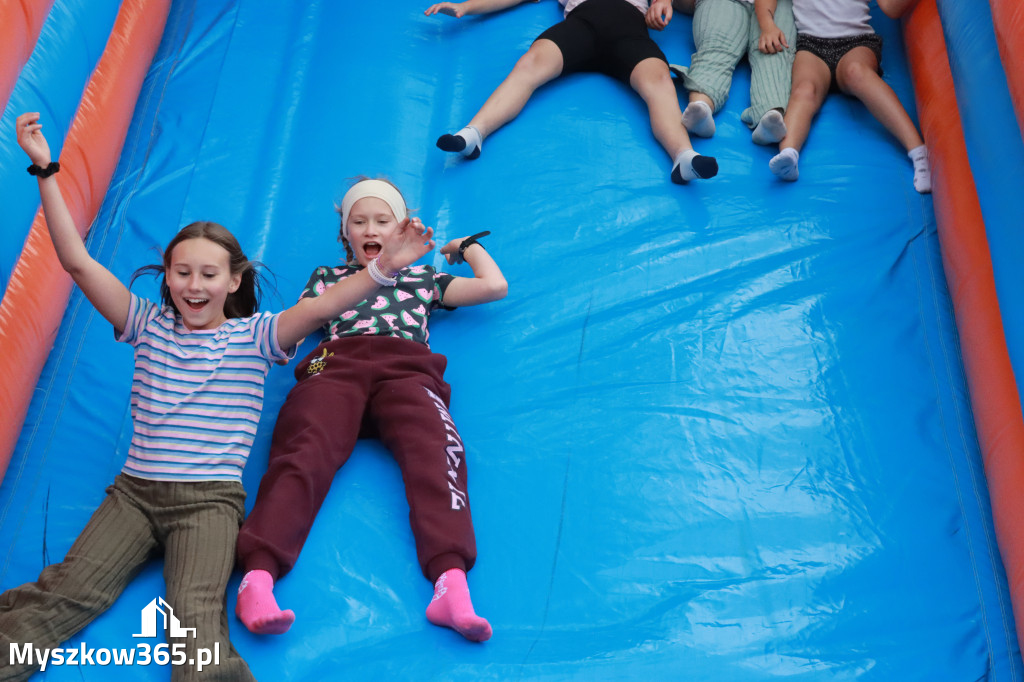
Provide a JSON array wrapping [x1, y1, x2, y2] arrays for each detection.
[[16, 113, 131, 333], [438, 235, 508, 307], [275, 218, 435, 350]]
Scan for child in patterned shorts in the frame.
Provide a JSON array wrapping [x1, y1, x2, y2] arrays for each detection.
[[754, 0, 931, 192], [235, 178, 508, 642]]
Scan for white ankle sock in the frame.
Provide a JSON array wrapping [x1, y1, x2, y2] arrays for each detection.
[[908, 145, 931, 194], [436, 125, 482, 159], [671, 149, 719, 183], [752, 109, 787, 145], [682, 100, 715, 138], [769, 147, 799, 181]]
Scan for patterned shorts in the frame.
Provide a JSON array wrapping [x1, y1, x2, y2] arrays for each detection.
[[797, 33, 883, 90]]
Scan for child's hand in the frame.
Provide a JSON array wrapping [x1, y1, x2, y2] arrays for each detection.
[[758, 25, 788, 54], [645, 0, 673, 30], [379, 217, 435, 273], [440, 237, 469, 265], [425, 2, 466, 17], [15, 112, 53, 167]]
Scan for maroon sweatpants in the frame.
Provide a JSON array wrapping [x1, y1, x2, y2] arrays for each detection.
[[237, 336, 476, 583]]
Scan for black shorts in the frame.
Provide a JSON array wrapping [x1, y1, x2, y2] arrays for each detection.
[[797, 33, 883, 91], [536, 0, 667, 84]]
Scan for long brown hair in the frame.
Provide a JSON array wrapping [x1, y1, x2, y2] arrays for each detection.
[[131, 221, 265, 319]]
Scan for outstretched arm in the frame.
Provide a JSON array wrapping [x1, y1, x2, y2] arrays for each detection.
[[275, 218, 436, 350], [754, 0, 789, 53], [424, 0, 533, 18], [876, 0, 919, 19], [438, 237, 508, 307], [15, 113, 131, 333]]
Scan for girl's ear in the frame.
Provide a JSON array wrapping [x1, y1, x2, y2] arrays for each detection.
[[229, 272, 242, 294]]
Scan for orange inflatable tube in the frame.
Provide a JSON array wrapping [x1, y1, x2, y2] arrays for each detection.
[[904, 0, 1024, 649], [0, 0, 170, 481], [0, 0, 55, 111], [989, 0, 1024, 135]]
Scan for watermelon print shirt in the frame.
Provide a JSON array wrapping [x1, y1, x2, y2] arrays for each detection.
[[300, 264, 455, 346]]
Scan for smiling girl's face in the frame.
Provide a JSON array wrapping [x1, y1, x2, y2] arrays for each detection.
[[165, 237, 241, 330]]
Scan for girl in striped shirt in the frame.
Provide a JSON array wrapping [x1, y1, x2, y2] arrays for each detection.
[[2, 113, 434, 681]]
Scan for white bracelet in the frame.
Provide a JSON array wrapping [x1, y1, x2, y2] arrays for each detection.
[[367, 257, 398, 287]]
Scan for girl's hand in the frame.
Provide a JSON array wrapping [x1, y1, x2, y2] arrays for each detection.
[[758, 25, 788, 53], [425, 2, 466, 17], [440, 237, 470, 265], [645, 0, 673, 30], [379, 217, 435, 273], [15, 112, 53, 167]]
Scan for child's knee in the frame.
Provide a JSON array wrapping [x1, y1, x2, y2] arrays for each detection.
[[630, 60, 673, 97], [836, 59, 876, 93], [791, 78, 825, 105], [514, 43, 561, 81]]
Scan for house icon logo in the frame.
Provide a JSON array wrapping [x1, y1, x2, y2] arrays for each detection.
[[133, 597, 196, 639]]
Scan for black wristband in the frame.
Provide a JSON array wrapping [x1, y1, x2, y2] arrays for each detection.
[[27, 161, 60, 178], [458, 230, 491, 258]]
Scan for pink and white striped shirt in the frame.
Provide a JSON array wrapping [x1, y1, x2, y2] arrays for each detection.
[[116, 294, 292, 482]]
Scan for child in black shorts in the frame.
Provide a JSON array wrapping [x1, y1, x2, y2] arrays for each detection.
[[426, 0, 719, 184]]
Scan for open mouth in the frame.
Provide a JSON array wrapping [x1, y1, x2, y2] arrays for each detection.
[[363, 241, 382, 258], [184, 297, 209, 311]]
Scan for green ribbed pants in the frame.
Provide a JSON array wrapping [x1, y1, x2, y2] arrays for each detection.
[[0, 474, 254, 682], [678, 0, 796, 127]]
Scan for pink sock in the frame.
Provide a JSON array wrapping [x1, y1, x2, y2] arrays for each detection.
[[425, 569, 492, 642], [236, 570, 295, 635]]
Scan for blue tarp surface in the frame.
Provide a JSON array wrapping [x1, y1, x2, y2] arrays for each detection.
[[1, 0, 1021, 679]]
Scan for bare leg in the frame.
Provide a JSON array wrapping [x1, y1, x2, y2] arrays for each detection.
[[629, 57, 693, 159], [438, 39, 563, 159], [835, 46, 930, 191], [769, 50, 830, 181], [630, 58, 718, 182], [778, 50, 831, 153], [468, 39, 563, 138], [835, 46, 923, 151]]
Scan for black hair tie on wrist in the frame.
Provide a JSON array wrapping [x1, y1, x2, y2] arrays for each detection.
[[27, 161, 60, 178], [458, 230, 491, 259]]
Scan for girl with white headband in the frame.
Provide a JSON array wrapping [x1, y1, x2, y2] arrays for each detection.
[[235, 177, 508, 642]]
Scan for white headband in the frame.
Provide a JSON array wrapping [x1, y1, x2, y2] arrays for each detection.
[[340, 180, 408, 240]]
